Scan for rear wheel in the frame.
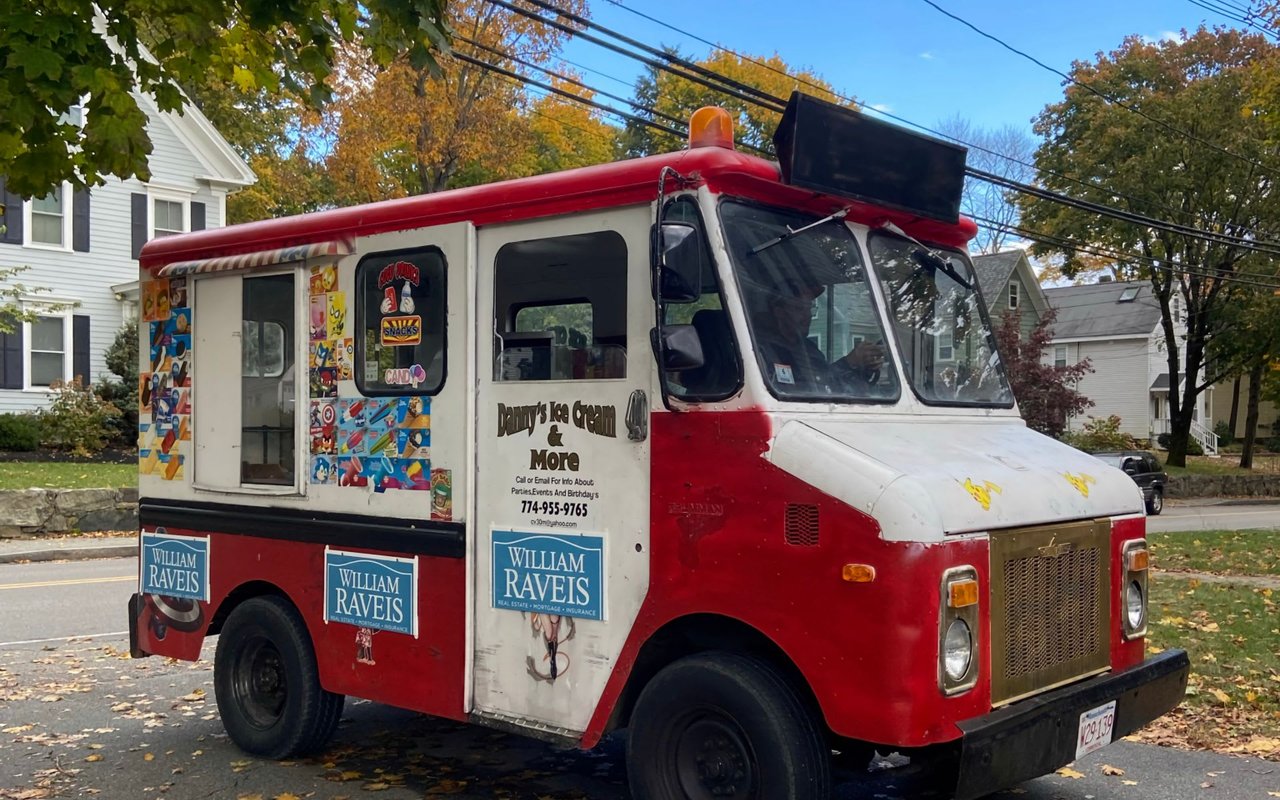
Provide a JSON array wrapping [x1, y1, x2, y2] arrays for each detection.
[[1146, 488, 1163, 515], [214, 595, 344, 759], [627, 652, 831, 800]]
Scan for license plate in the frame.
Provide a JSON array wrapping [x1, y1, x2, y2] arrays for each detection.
[[1075, 700, 1117, 759]]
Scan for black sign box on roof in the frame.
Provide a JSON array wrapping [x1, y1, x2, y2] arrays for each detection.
[[772, 92, 967, 224]]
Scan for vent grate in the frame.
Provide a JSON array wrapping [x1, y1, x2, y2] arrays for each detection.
[[1002, 548, 1102, 680], [784, 504, 819, 546]]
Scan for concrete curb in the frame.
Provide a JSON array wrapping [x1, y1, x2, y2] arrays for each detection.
[[0, 543, 136, 565]]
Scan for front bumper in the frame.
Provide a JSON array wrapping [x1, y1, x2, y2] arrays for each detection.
[[953, 649, 1189, 800]]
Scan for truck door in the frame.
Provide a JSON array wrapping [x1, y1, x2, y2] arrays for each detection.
[[471, 208, 652, 735]]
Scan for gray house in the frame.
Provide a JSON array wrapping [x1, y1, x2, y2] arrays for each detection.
[[0, 93, 253, 413], [971, 250, 1049, 338], [1043, 280, 1214, 453]]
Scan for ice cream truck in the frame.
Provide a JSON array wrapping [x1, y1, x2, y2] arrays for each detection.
[[128, 93, 1188, 800]]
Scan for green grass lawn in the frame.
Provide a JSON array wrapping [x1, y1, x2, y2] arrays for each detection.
[[1151, 529, 1280, 578], [1144, 575, 1280, 750], [0, 462, 137, 490]]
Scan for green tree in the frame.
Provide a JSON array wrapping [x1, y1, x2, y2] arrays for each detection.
[[1019, 28, 1280, 466], [0, 0, 448, 199]]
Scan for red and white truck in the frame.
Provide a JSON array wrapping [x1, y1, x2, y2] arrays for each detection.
[[129, 93, 1188, 800]]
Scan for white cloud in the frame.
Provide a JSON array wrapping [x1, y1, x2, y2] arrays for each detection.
[[1141, 30, 1181, 45], [869, 102, 893, 113], [919, 51, 936, 60]]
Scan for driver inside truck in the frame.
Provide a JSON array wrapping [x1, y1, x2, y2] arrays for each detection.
[[752, 276, 887, 396]]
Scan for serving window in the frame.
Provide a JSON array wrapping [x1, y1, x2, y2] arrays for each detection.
[[493, 231, 627, 381], [355, 247, 447, 396]]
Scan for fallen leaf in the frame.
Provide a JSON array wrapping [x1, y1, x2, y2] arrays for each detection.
[[1101, 764, 1125, 776], [1123, 780, 1138, 785], [1208, 688, 1231, 705], [1056, 767, 1085, 779], [85, 754, 103, 763], [363, 783, 389, 792], [273, 793, 302, 800]]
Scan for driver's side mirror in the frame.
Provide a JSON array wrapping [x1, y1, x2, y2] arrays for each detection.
[[651, 222, 704, 304]]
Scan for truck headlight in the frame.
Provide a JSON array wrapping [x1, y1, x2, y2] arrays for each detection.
[[939, 566, 979, 695], [944, 618, 973, 682], [1121, 540, 1148, 639], [1126, 580, 1145, 630]]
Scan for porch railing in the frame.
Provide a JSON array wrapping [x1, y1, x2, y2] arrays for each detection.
[[1151, 418, 1219, 457]]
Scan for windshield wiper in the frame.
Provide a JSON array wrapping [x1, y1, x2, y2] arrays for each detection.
[[750, 207, 850, 255], [881, 221, 973, 291]]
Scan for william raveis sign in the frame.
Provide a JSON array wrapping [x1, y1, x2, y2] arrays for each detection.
[[141, 529, 210, 601], [491, 530, 604, 621], [323, 548, 419, 636]]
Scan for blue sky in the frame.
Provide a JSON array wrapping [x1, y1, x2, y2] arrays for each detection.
[[558, 0, 1256, 136]]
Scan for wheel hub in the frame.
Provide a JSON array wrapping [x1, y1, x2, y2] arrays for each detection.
[[233, 637, 288, 729], [676, 716, 754, 799]]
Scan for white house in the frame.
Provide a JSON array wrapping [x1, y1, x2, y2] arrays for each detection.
[[0, 94, 253, 413], [1043, 280, 1215, 454]]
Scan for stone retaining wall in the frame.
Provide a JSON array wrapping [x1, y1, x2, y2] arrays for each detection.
[[0, 488, 138, 537], [1167, 474, 1280, 498]]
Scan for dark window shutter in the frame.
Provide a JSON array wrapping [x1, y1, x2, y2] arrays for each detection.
[[73, 315, 91, 386], [72, 188, 90, 252], [131, 192, 147, 258], [0, 176, 23, 245], [0, 328, 23, 389], [191, 201, 206, 231]]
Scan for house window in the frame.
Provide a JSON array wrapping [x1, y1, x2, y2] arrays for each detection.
[[1054, 345, 1067, 368], [153, 198, 187, 239], [25, 185, 72, 248], [936, 330, 955, 361], [28, 315, 69, 388], [1008, 281, 1019, 309]]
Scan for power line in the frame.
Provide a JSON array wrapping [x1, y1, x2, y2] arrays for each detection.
[[596, 0, 1280, 254], [469, 6, 1280, 261], [971, 214, 1280, 292], [1185, 0, 1279, 40], [918, 0, 1280, 176]]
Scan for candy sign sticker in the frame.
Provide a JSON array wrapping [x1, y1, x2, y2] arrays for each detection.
[[491, 530, 604, 621], [141, 530, 210, 601], [324, 549, 419, 637]]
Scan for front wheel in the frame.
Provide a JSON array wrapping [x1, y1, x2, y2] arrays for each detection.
[[627, 652, 831, 800], [1147, 488, 1163, 515], [214, 595, 345, 759]]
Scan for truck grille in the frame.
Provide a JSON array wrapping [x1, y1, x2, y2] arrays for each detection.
[[989, 520, 1111, 705]]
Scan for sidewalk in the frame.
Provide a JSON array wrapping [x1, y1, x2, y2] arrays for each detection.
[[0, 534, 137, 565]]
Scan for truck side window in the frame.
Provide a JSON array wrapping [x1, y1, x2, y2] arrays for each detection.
[[494, 231, 626, 381], [355, 247, 447, 396], [662, 197, 741, 400]]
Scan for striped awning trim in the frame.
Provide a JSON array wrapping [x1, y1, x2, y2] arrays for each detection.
[[158, 240, 353, 277]]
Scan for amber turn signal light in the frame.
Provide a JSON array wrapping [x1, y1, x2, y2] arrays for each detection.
[[948, 579, 979, 608], [842, 563, 876, 583], [1127, 549, 1149, 571]]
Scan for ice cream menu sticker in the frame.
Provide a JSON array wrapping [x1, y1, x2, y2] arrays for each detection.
[[139, 277, 190, 481]]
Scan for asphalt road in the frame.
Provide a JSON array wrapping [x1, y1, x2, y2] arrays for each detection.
[[1, 558, 1277, 800], [1149, 502, 1280, 532]]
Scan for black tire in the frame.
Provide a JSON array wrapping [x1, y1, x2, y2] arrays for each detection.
[[1147, 489, 1163, 515], [213, 595, 344, 759], [627, 652, 831, 800]]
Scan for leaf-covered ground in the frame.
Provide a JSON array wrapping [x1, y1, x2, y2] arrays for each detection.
[[1136, 565, 1280, 760], [1150, 528, 1280, 578]]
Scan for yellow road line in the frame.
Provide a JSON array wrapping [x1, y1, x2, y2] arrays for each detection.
[[0, 576, 134, 591]]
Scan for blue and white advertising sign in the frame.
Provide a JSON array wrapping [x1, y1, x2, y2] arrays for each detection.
[[491, 530, 605, 621], [140, 529, 210, 601], [323, 549, 418, 637]]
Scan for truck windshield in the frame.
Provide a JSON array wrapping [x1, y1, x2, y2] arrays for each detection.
[[720, 201, 900, 403], [867, 233, 1013, 407]]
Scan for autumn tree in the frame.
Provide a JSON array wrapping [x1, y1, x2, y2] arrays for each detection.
[[992, 308, 1093, 437], [1019, 28, 1280, 466], [935, 116, 1035, 255], [323, 0, 591, 205], [0, 0, 448, 199], [620, 50, 848, 157]]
